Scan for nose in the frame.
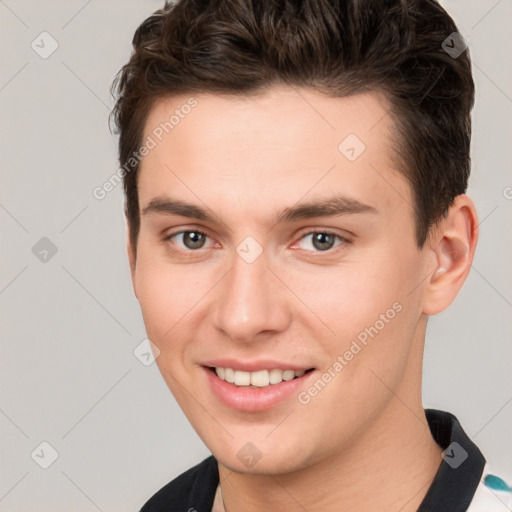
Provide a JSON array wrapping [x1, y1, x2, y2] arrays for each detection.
[[211, 247, 292, 343]]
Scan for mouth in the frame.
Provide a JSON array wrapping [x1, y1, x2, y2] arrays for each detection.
[[206, 366, 315, 388], [202, 364, 317, 412]]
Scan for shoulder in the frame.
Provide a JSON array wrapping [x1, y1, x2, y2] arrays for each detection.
[[467, 464, 512, 511], [139, 455, 219, 512]]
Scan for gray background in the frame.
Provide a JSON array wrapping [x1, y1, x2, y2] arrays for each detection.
[[1, 1, 511, 510]]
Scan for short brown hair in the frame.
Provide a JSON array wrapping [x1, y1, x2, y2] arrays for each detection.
[[111, 0, 475, 255]]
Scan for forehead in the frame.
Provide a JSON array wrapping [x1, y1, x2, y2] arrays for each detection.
[[142, 86, 394, 153], [137, 87, 412, 227]]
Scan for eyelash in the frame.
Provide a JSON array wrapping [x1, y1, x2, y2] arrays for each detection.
[[162, 229, 351, 256]]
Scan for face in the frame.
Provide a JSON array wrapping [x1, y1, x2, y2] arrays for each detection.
[[129, 87, 435, 474]]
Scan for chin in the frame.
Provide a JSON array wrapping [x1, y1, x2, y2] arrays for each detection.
[[211, 437, 320, 476]]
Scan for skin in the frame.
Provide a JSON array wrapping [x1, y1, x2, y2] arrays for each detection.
[[127, 86, 478, 512]]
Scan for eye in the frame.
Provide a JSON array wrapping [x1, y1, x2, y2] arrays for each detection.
[[295, 231, 348, 252], [163, 229, 350, 255], [163, 230, 212, 251]]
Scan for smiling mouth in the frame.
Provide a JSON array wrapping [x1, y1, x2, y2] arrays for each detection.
[[206, 366, 315, 388]]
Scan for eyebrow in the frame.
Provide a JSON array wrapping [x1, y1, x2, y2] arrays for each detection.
[[142, 195, 378, 225]]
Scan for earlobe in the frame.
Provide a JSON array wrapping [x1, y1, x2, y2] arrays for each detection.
[[422, 195, 479, 316]]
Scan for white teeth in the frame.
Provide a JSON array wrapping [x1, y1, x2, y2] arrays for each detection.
[[224, 367, 235, 383], [214, 367, 309, 387], [234, 370, 251, 386], [250, 370, 269, 387], [269, 368, 283, 384], [282, 370, 295, 381]]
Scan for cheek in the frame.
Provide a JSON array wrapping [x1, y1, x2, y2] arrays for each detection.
[[294, 257, 405, 332], [134, 248, 202, 344], [293, 248, 421, 377], [134, 256, 205, 404]]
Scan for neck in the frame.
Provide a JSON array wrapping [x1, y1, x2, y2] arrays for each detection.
[[218, 329, 443, 511]]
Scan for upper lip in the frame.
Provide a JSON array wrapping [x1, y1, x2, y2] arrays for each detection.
[[201, 359, 314, 372]]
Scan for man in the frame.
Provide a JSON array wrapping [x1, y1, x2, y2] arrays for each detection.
[[111, 0, 511, 510]]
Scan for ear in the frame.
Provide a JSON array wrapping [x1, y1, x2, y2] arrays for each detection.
[[126, 218, 138, 299], [422, 195, 479, 316]]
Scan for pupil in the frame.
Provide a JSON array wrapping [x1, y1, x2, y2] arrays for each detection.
[[313, 233, 334, 251], [185, 232, 204, 249]]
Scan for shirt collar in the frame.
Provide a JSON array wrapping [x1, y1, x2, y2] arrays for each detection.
[[418, 408, 486, 511]]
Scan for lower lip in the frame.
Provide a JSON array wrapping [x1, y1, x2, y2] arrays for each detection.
[[203, 367, 315, 412]]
